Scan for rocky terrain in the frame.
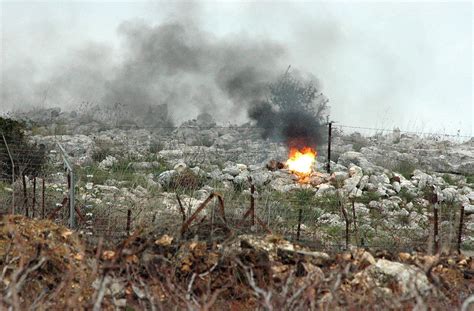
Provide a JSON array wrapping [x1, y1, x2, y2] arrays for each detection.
[[1, 107, 474, 309], [4, 108, 471, 250]]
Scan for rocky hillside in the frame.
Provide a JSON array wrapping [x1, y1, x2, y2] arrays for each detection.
[[9, 109, 472, 251]]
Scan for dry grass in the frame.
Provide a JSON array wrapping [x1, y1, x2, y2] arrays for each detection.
[[1, 215, 473, 310]]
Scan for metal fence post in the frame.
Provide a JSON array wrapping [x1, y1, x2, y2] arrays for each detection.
[[2, 134, 15, 214], [42, 178, 45, 219], [433, 204, 439, 254], [57, 142, 76, 228], [70, 169, 75, 228], [326, 121, 333, 173], [457, 204, 465, 254], [32, 177, 36, 217], [126, 209, 132, 236]]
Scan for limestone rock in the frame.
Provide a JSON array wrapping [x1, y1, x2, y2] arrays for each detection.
[[367, 259, 433, 296], [98, 155, 118, 169]]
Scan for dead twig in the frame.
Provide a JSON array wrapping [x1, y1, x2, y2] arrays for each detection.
[[180, 192, 229, 237], [176, 193, 186, 223], [92, 274, 110, 311]]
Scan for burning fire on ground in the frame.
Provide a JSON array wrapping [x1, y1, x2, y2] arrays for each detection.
[[286, 147, 317, 178]]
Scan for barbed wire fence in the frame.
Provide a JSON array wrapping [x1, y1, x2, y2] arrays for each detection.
[[0, 135, 88, 231], [80, 122, 472, 253], [1, 122, 472, 253]]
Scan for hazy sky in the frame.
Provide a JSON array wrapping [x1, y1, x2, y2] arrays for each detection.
[[1, 0, 472, 136]]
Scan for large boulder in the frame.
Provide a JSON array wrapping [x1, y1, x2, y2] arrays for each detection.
[[366, 259, 433, 296], [343, 165, 363, 196], [251, 170, 272, 186]]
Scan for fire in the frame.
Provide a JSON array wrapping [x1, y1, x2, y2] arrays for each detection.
[[286, 147, 317, 176]]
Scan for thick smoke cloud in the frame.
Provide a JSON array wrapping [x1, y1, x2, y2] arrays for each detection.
[[2, 5, 328, 148], [2, 2, 472, 136], [102, 20, 288, 121], [2, 16, 289, 123], [248, 71, 328, 149]]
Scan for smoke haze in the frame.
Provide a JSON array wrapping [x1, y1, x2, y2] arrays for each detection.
[[1, 1, 472, 135], [2, 16, 287, 123]]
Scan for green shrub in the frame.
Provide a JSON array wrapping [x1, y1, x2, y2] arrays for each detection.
[[53, 122, 69, 135], [392, 160, 416, 179], [352, 142, 364, 152], [292, 189, 315, 205], [465, 175, 474, 184], [92, 139, 114, 162], [398, 188, 416, 203], [356, 191, 380, 204], [442, 174, 456, 185], [313, 193, 340, 212], [149, 140, 164, 153]]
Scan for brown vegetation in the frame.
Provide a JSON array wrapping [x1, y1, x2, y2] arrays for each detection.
[[1, 215, 473, 310]]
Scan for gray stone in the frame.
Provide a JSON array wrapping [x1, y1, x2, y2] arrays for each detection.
[[338, 151, 375, 173], [158, 149, 184, 161], [157, 170, 177, 185], [114, 299, 127, 307], [131, 162, 153, 170], [386, 189, 397, 196], [464, 204, 474, 216], [340, 168, 362, 195], [367, 259, 433, 296], [95, 185, 120, 192], [316, 183, 336, 195], [369, 174, 390, 186], [441, 187, 458, 203], [392, 181, 401, 193], [173, 162, 187, 173], [269, 178, 299, 192], [332, 171, 348, 182], [251, 170, 271, 186], [213, 133, 237, 148], [222, 165, 241, 176], [348, 165, 363, 178], [110, 282, 124, 296], [359, 175, 369, 190], [98, 155, 118, 169]]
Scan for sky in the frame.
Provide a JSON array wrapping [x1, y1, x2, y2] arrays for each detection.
[[1, 0, 473, 136]]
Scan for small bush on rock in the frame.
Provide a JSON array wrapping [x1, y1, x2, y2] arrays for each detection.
[[357, 191, 380, 204], [464, 174, 474, 185], [165, 168, 205, 192], [392, 160, 416, 179], [149, 140, 164, 153], [92, 139, 113, 162]]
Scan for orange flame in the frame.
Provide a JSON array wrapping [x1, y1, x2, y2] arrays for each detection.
[[286, 147, 317, 176]]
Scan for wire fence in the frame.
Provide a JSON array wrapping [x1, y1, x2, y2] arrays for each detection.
[[1, 122, 472, 253], [0, 146, 69, 224], [94, 185, 470, 255]]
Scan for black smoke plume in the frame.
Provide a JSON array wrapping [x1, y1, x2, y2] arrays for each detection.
[[2, 7, 329, 141], [248, 70, 329, 150]]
